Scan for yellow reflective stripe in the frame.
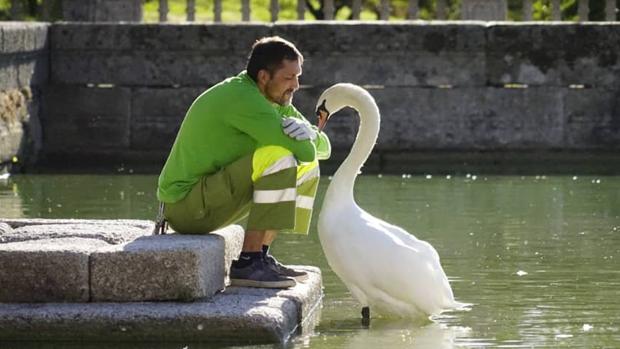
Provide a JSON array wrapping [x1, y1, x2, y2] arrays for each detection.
[[252, 146, 295, 182], [296, 159, 318, 181], [253, 188, 297, 204], [297, 165, 319, 186], [296, 195, 315, 209], [262, 155, 296, 177]]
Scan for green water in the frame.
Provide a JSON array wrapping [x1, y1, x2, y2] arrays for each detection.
[[1, 174, 619, 348]]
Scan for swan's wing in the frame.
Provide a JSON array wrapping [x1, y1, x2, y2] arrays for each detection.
[[360, 210, 441, 262], [319, 205, 456, 315], [356, 209, 456, 314]]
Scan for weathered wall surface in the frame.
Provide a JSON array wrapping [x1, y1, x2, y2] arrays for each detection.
[[0, 22, 48, 170], [24, 22, 620, 171]]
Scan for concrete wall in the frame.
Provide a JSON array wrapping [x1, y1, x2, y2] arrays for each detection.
[[0, 22, 48, 171], [14, 22, 620, 172]]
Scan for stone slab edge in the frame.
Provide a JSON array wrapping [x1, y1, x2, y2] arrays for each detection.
[[0, 267, 323, 344], [0, 218, 154, 229]]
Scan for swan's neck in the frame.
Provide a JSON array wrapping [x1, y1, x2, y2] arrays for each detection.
[[327, 92, 380, 205]]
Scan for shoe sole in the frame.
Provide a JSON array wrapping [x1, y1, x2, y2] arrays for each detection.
[[230, 278, 296, 289]]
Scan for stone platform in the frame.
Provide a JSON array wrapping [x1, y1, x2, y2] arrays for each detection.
[[0, 219, 323, 344]]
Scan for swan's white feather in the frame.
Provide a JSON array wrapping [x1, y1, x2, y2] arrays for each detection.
[[316, 83, 461, 320]]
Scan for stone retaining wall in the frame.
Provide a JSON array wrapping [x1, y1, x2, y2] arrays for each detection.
[[0, 22, 48, 170], [1, 22, 620, 172]]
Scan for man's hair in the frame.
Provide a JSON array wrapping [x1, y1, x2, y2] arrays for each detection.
[[246, 36, 303, 82]]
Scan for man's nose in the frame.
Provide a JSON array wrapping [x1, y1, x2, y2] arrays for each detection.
[[292, 78, 300, 91]]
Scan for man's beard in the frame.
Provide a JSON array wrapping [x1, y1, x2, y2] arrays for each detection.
[[272, 90, 294, 106], [266, 81, 294, 106], [280, 90, 294, 106]]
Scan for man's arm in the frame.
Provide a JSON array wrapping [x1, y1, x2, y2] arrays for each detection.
[[287, 105, 331, 160], [310, 124, 331, 160], [226, 99, 317, 163]]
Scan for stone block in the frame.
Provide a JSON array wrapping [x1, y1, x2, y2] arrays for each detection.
[[0, 222, 12, 234], [125, 24, 271, 52], [50, 23, 485, 87], [61, 0, 142, 22], [210, 225, 244, 283], [16, 52, 49, 88], [362, 86, 564, 151], [1, 222, 152, 244], [0, 57, 19, 90], [301, 85, 563, 152], [225, 266, 323, 327], [487, 24, 620, 87], [299, 53, 485, 87], [1, 22, 48, 53], [461, 0, 507, 20], [1, 218, 154, 230], [43, 85, 130, 151], [50, 23, 133, 50], [61, 0, 92, 21], [0, 266, 322, 343], [275, 23, 487, 87], [275, 22, 486, 54], [51, 23, 271, 51], [0, 237, 109, 302], [51, 50, 247, 86], [563, 88, 620, 149], [93, 0, 143, 22], [130, 87, 205, 150], [90, 225, 244, 302]]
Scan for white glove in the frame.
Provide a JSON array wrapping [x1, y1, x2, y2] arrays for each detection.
[[281, 117, 317, 141]]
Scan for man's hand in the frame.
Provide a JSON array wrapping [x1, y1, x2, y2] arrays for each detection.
[[281, 117, 317, 141]]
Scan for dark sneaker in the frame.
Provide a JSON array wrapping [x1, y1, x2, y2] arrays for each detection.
[[265, 254, 309, 281], [230, 258, 296, 289]]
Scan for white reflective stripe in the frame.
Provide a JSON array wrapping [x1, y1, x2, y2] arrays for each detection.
[[296, 166, 320, 186], [296, 195, 315, 210], [253, 188, 296, 204], [261, 155, 296, 177]]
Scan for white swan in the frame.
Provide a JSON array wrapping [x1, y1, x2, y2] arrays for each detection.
[[315, 83, 461, 320]]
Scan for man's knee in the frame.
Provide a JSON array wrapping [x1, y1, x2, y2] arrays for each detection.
[[252, 146, 297, 182]]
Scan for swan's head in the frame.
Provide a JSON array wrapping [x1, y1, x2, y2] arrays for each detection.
[[315, 83, 362, 131]]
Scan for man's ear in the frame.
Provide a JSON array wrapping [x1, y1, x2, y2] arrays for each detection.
[[257, 69, 270, 85]]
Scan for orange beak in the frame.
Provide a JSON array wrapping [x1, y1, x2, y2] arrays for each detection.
[[317, 109, 329, 131]]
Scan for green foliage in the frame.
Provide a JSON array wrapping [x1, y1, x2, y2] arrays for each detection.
[[0, 0, 62, 21], [141, 0, 618, 22], [0, 0, 618, 22]]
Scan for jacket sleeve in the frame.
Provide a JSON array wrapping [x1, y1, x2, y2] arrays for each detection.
[[225, 96, 317, 163], [287, 105, 331, 161]]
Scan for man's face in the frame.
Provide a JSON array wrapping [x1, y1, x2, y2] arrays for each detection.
[[261, 59, 302, 106]]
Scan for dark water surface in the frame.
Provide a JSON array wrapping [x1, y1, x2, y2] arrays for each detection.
[[1, 174, 619, 348]]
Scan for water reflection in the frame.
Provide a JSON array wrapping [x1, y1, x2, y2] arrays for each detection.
[[321, 320, 470, 349], [0, 174, 158, 219], [0, 175, 24, 218], [1, 174, 620, 348]]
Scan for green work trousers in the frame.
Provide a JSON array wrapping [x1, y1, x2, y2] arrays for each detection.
[[164, 145, 320, 235]]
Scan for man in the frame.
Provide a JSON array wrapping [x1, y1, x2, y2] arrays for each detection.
[[156, 37, 331, 289]]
